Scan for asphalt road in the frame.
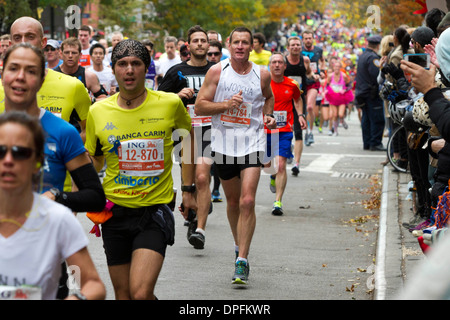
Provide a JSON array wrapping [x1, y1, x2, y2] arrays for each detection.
[[76, 112, 388, 302]]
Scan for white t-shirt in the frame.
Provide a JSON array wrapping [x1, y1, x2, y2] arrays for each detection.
[[0, 193, 88, 300], [211, 59, 266, 157], [86, 66, 118, 94], [156, 56, 182, 77]]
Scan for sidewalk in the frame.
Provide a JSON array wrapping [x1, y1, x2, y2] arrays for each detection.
[[375, 165, 426, 300]]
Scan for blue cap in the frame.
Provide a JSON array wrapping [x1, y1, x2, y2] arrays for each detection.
[[367, 35, 382, 44]]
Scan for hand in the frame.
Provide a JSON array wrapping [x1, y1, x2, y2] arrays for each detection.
[[298, 115, 307, 130], [424, 43, 439, 69], [264, 115, 277, 129], [181, 192, 197, 220], [178, 88, 195, 100], [400, 60, 437, 94], [42, 190, 56, 201], [227, 90, 243, 110], [431, 139, 445, 154]]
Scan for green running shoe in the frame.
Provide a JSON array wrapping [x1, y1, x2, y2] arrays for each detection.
[[232, 260, 249, 285], [272, 201, 283, 216], [269, 175, 276, 193]]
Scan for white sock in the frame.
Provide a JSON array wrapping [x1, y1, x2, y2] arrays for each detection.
[[195, 228, 205, 236], [236, 257, 248, 264], [234, 244, 239, 253]]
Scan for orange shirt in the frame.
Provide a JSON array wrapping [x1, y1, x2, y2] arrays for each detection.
[[266, 76, 302, 133]]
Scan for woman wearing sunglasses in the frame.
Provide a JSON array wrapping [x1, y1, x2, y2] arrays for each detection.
[[0, 111, 106, 300], [1, 43, 104, 213], [1, 43, 106, 299]]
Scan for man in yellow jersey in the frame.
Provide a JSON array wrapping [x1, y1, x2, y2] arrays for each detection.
[[3, 17, 92, 142], [249, 32, 272, 69], [85, 39, 196, 300]]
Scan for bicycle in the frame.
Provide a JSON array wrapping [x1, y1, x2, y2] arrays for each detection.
[[386, 99, 410, 173], [386, 124, 408, 173]]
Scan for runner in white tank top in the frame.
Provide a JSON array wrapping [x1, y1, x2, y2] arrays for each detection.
[[195, 27, 276, 285], [211, 58, 266, 157]]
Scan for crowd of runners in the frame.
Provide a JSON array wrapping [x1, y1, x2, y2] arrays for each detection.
[[2, 7, 450, 300]]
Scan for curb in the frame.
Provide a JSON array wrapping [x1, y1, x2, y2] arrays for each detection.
[[375, 166, 403, 300]]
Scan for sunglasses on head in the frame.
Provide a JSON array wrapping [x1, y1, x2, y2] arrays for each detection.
[[44, 47, 56, 52], [0, 145, 34, 160], [207, 52, 221, 56]]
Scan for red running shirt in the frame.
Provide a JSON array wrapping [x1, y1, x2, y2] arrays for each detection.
[[266, 76, 302, 133]]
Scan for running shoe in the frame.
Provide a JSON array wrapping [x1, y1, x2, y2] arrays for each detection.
[[269, 175, 276, 193], [211, 190, 222, 202], [409, 219, 431, 233], [328, 130, 333, 136], [232, 260, 250, 285], [272, 201, 283, 216], [304, 132, 311, 146], [291, 165, 299, 176], [189, 231, 205, 249], [187, 219, 197, 240], [342, 120, 348, 129], [318, 126, 323, 133]]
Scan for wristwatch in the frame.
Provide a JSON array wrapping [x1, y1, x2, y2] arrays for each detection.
[[299, 114, 306, 119], [49, 187, 61, 202], [181, 184, 196, 193], [72, 292, 87, 300], [265, 113, 275, 118]]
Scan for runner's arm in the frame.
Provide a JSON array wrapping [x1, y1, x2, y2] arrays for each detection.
[[195, 64, 236, 116], [65, 247, 106, 300], [261, 69, 276, 129]]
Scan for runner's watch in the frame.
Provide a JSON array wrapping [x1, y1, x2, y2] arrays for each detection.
[[299, 114, 306, 119], [181, 184, 196, 193], [49, 188, 61, 201], [265, 114, 275, 118], [72, 292, 87, 300]]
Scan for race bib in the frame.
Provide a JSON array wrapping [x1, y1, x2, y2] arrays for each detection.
[[331, 84, 343, 93], [274, 110, 287, 128], [220, 102, 252, 128], [187, 104, 211, 127], [79, 54, 91, 67], [145, 79, 155, 90], [0, 286, 42, 300], [118, 139, 164, 177], [310, 62, 318, 73], [288, 76, 303, 89]]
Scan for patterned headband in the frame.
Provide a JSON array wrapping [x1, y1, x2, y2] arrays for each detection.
[[111, 39, 150, 69]]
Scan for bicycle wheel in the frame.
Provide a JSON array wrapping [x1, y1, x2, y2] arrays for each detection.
[[387, 125, 408, 173]]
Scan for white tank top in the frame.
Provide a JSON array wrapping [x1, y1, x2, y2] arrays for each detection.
[[211, 58, 266, 157]]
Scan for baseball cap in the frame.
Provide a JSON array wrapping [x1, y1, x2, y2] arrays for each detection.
[[46, 39, 60, 49]]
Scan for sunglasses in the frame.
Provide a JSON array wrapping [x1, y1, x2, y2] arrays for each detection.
[[44, 47, 57, 52], [0, 145, 34, 160], [207, 52, 221, 56]]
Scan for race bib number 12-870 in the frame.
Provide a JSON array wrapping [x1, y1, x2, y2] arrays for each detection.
[[118, 139, 164, 177]]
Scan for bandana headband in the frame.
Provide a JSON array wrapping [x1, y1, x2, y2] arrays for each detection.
[[111, 39, 150, 70]]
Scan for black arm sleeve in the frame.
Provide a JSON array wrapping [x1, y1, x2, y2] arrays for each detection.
[[425, 87, 450, 142], [58, 163, 106, 212]]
